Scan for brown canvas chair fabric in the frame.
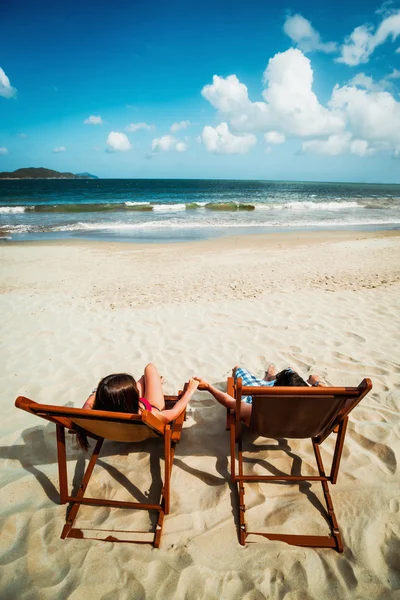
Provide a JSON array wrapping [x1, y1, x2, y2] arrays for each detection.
[[227, 376, 372, 552], [15, 391, 187, 547]]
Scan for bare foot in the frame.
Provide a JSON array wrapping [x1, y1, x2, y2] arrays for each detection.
[[264, 364, 277, 381], [307, 374, 324, 386]]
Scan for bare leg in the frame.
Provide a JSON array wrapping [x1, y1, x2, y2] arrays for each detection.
[[136, 375, 145, 397], [137, 373, 164, 398], [144, 363, 165, 410]]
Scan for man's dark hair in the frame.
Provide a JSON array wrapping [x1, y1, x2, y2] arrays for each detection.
[[274, 368, 308, 387]]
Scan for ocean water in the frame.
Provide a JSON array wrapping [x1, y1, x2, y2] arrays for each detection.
[[1, 179, 400, 243]]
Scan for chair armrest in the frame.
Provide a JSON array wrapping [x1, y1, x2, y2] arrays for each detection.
[[226, 377, 235, 430], [171, 408, 186, 442], [164, 397, 179, 410]]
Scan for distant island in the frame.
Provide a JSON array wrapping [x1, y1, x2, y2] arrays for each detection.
[[0, 168, 98, 179]]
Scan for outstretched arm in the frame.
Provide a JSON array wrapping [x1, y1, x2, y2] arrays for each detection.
[[194, 377, 252, 426], [194, 377, 235, 408], [157, 378, 199, 423]]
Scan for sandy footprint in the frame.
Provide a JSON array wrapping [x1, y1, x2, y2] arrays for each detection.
[[350, 430, 397, 475], [344, 332, 366, 343]]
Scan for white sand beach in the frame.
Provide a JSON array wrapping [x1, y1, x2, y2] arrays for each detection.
[[1, 229, 400, 599]]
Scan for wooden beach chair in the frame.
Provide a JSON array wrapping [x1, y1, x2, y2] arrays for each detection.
[[15, 390, 187, 547], [227, 376, 372, 552]]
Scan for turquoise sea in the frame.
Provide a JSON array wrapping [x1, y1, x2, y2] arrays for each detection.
[[1, 179, 400, 242]]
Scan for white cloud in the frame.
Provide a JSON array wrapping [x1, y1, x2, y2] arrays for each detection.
[[329, 84, 400, 146], [170, 120, 191, 133], [301, 132, 374, 156], [337, 10, 400, 65], [201, 47, 400, 158], [297, 82, 400, 156], [84, 115, 103, 125], [283, 14, 337, 53], [0, 67, 17, 99], [348, 72, 390, 92], [349, 73, 374, 89], [126, 122, 155, 132], [201, 122, 256, 154], [202, 74, 251, 118], [302, 133, 351, 156], [106, 131, 132, 152], [260, 49, 344, 136], [53, 146, 66, 153], [387, 68, 400, 79], [350, 139, 374, 156], [376, 1, 397, 17], [264, 131, 285, 144], [299, 82, 400, 156], [0, 147, 8, 155], [202, 50, 344, 138], [151, 135, 188, 152], [396, 47, 400, 52], [175, 141, 187, 152]]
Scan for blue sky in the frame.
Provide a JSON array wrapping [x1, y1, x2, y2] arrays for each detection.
[[1, 0, 400, 181]]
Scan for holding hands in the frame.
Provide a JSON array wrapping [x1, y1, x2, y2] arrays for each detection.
[[186, 378, 200, 392], [193, 377, 209, 391]]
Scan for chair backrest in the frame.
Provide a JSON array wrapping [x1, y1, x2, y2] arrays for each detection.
[[15, 397, 165, 443], [235, 378, 372, 440]]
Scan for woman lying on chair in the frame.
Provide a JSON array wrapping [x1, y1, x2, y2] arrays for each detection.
[[195, 365, 325, 427], [83, 363, 199, 424]]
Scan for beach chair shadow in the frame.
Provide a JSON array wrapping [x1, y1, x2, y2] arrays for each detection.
[[227, 376, 372, 552], [1, 423, 61, 502], [241, 437, 329, 523], [0, 422, 162, 503], [14, 391, 187, 547], [6, 388, 242, 543], [171, 390, 242, 534]]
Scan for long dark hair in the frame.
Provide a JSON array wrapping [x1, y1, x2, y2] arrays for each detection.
[[274, 368, 308, 387], [76, 373, 140, 451], [94, 373, 140, 413]]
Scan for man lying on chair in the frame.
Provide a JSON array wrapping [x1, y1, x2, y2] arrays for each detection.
[[194, 365, 325, 427]]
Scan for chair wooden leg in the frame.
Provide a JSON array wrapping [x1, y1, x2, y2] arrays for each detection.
[[330, 417, 348, 484], [59, 424, 178, 547], [154, 503, 165, 549], [234, 435, 344, 552], [313, 441, 343, 552], [238, 480, 247, 546], [230, 415, 236, 483], [163, 427, 172, 515], [61, 438, 103, 539], [56, 425, 68, 504], [237, 437, 247, 545]]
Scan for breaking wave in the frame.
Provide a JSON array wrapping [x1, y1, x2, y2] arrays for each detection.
[[0, 199, 381, 214], [2, 216, 400, 235]]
